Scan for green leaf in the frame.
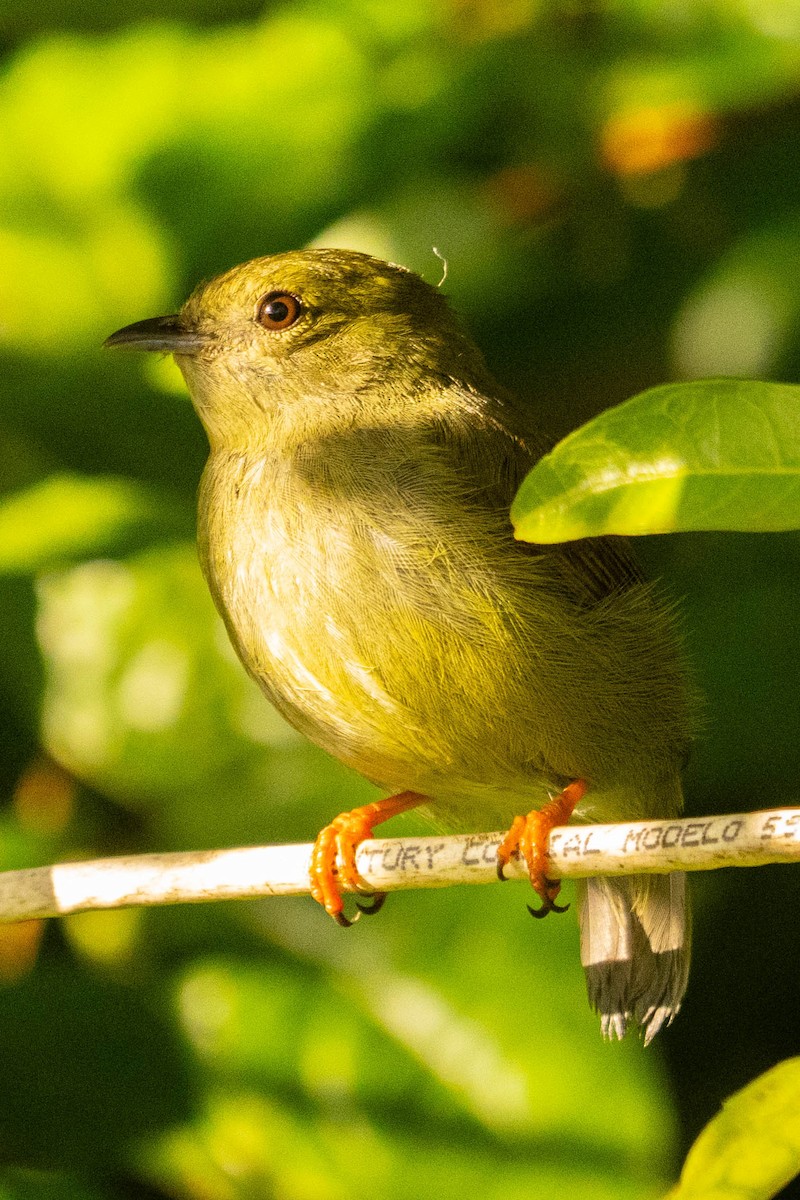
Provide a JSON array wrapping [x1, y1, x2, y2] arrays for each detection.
[[665, 1058, 800, 1200], [0, 474, 185, 574], [511, 379, 800, 543]]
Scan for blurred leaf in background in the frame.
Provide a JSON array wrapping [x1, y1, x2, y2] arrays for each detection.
[[2, 0, 800, 1196]]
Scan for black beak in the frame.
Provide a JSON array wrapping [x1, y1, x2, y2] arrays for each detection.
[[103, 314, 209, 354]]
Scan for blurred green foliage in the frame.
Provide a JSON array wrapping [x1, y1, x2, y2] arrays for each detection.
[[2, 1, 800, 1196]]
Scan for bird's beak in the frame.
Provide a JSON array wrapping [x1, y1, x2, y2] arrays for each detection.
[[103, 314, 209, 354]]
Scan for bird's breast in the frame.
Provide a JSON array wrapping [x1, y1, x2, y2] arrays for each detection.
[[195, 445, 692, 820], [195, 447, 558, 801], [198, 451, 443, 781]]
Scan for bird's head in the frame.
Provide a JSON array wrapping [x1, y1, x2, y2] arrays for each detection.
[[105, 249, 490, 450]]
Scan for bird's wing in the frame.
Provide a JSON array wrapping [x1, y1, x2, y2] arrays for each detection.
[[436, 388, 647, 606]]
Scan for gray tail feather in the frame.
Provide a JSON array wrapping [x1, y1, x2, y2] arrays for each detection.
[[577, 872, 690, 1045]]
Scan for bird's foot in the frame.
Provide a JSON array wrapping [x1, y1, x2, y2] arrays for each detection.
[[496, 779, 587, 917], [309, 791, 427, 926]]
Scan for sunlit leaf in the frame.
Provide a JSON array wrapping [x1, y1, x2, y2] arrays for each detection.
[[0, 474, 181, 574], [665, 1058, 800, 1200], [0, 208, 171, 353], [511, 379, 800, 543]]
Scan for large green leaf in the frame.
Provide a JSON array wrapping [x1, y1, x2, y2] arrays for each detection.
[[511, 379, 800, 543], [665, 1058, 800, 1200]]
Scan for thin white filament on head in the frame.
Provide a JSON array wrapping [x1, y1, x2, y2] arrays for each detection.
[[432, 247, 449, 288]]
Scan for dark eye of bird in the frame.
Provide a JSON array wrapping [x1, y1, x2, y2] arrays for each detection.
[[256, 291, 302, 331]]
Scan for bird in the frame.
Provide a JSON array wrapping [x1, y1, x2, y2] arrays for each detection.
[[105, 248, 694, 1041]]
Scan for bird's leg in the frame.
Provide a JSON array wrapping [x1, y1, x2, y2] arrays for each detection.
[[310, 791, 427, 927], [496, 779, 587, 918]]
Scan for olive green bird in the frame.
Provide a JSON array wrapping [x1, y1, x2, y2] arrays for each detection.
[[106, 249, 694, 1042]]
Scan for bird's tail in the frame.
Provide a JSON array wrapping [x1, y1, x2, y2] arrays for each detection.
[[577, 872, 690, 1044]]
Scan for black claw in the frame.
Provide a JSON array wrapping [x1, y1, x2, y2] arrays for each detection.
[[496, 860, 508, 882], [526, 895, 570, 919], [333, 910, 357, 928], [356, 892, 387, 916]]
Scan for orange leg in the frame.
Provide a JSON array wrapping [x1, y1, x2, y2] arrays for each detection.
[[310, 791, 427, 926], [496, 779, 587, 918]]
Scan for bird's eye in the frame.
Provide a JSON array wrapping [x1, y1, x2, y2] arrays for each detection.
[[256, 291, 302, 331]]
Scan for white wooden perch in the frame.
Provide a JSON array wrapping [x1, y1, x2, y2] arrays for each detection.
[[0, 806, 798, 924]]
